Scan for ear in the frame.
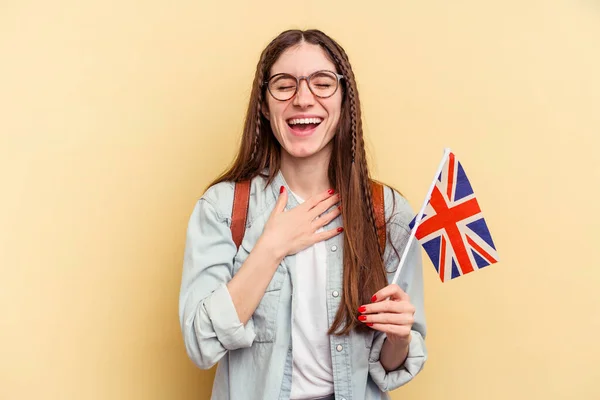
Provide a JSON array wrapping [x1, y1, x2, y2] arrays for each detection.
[[261, 102, 270, 120]]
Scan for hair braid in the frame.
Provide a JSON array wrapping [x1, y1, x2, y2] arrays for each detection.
[[250, 58, 267, 164], [331, 50, 358, 163], [347, 84, 358, 163], [359, 146, 383, 256], [332, 50, 381, 256]]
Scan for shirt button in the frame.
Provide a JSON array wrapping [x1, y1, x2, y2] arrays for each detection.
[[336, 344, 343, 352], [331, 245, 338, 252], [332, 290, 339, 298]]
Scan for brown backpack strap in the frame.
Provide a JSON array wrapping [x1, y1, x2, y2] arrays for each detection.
[[231, 180, 251, 249], [370, 180, 387, 254]]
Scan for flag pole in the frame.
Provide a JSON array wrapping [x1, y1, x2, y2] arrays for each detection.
[[391, 148, 452, 286]]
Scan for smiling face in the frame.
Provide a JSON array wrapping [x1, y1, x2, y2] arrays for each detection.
[[263, 42, 343, 162]]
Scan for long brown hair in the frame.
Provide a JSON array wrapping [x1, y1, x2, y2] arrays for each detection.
[[210, 29, 388, 335]]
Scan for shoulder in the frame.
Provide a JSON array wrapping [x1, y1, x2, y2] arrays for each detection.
[[198, 180, 236, 221], [199, 174, 273, 223]]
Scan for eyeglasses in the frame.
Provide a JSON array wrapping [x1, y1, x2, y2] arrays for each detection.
[[264, 70, 344, 101]]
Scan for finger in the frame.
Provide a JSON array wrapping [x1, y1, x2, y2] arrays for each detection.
[[366, 323, 412, 338], [358, 312, 414, 326], [358, 300, 415, 316], [311, 206, 341, 229], [371, 283, 409, 303], [309, 193, 340, 219], [313, 226, 344, 243], [273, 186, 288, 214], [306, 188, 337, 210]]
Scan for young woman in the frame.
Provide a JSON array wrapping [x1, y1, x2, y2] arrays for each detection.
[[179, 29, 427, 400]]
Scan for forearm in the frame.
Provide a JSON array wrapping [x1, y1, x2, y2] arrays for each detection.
[[226, 237, 284, 324], [380, 334, 410, 372]]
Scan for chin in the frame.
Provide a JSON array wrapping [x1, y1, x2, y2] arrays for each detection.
[[278, 131, 334, 160], [284, 142, 331, 160], [287, 148, 318, 159]]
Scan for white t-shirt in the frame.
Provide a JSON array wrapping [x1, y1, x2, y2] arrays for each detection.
[[289, 191, 334, 399]]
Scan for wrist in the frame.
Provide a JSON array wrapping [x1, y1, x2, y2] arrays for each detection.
[[386, 332, 411, 351], [381, 333, 411, 372], [255, 235, 286, 265]]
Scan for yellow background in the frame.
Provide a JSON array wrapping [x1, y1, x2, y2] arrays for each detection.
[[1, 1, 599, 399]]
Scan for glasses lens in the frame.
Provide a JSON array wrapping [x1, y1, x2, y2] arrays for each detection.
[[309, 71, 338, 98], [268, 74, 297, 101]]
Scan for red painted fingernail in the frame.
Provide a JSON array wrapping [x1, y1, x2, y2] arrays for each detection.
[[358, 315, 367, 321], [280, 186, 285, 194], [358, 306, 367, 313], [328, 189, 334, 195], [371, 295, 377, 302], [337, 227, 344, 233], [366, 323, 374, 327]]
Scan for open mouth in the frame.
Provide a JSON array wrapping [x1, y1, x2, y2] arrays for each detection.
[[287, 117, 323, 134]]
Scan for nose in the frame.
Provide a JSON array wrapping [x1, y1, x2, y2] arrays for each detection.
[[293, 79, 315, 108]]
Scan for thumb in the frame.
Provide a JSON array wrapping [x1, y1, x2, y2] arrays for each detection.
[[274, 186, 288, 214]]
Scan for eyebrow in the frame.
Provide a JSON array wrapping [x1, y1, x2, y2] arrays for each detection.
[[268, 69, 336, 78]]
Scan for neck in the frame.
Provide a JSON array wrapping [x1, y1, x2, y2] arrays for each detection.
[[280, 147, 332, 200]]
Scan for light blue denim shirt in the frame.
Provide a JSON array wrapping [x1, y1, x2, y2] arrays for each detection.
[[179, 170, 427, 400]]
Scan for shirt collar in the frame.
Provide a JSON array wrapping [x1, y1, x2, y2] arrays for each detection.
[[269, 169, 300, 211]]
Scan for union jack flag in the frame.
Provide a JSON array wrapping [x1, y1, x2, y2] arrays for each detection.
[[410, 152, 499, 282]]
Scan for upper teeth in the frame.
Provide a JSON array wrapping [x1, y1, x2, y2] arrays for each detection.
[[288, 118, 323, 125]]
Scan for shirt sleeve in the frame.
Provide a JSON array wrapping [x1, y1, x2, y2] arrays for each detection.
[[368, 188, 428, 391], [178, 196, 256, 370]]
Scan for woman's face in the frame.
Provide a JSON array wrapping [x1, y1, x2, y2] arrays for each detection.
[[264, 42, 343, 161]]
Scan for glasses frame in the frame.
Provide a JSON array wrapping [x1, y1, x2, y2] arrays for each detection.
[[264, 70, 344, 101]]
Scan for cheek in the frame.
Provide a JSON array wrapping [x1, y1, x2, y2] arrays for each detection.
[[269, 110, 290, 145], [326, 99, 343, 129], [266, 101, 286, 124], [328, 93, 343, 115], [270, 120, 284, 141], [264, 101, 281, 134]]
